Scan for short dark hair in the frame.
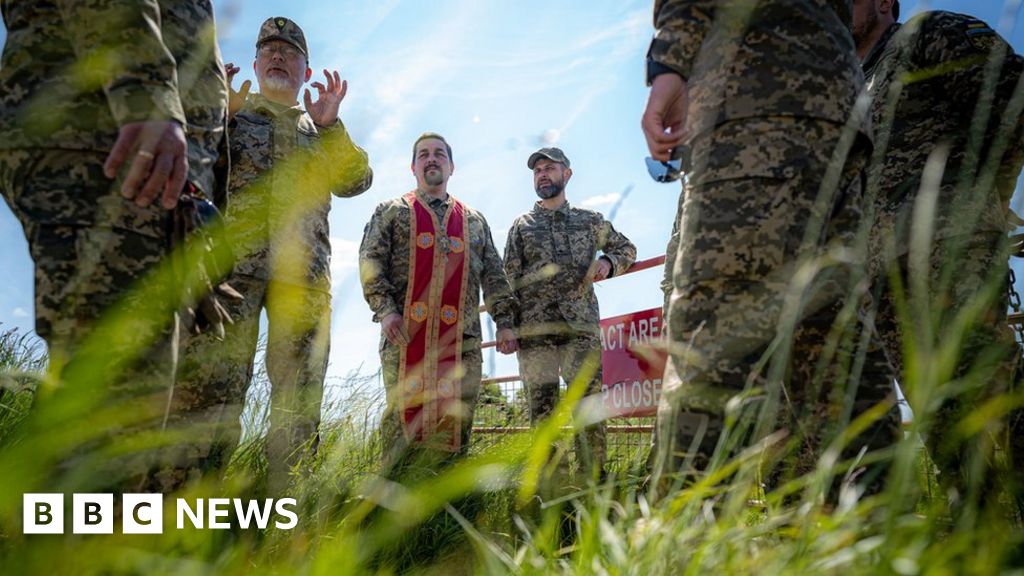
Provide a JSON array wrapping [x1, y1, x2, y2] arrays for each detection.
[[412, 132, 453, 164], [892, 0, 900, 20]]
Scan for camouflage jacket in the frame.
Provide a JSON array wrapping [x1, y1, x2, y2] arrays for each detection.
[[863, 12, 1024, 247], [504, 201, 636, 337], [648, 0, 865, 141], [0, 0, 228, 233], [359, 190, 517, 340], [226, 92, 373, 291]]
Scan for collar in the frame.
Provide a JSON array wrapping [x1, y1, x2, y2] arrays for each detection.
[[246, 92, 303, 118], [415, 188, 450, 206], [862, 22, 901, 77], [532, 199, 571, 216]]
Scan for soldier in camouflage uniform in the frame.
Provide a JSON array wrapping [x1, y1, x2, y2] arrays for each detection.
[[174, 17, 373, 493], [0, 1, 227, 491], [642, 0, 900, 495], [504, 147, 636, 478], [853, 0, 1024, 508], [359, 133, 517, 473]]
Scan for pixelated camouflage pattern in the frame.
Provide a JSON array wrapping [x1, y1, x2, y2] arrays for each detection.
[[662, 188, 685, 314], [504, 201, 635, 339], [653, 116, 899, 492], [863, 12, 1024, 251], [649, 0, 867, 141], [359, 190, 517, 337], [0, 2, 228, 495], [173, 273, 331, 493], [257, 16, 309, 56], [863, 12, 1024, 502], [226, 92, 372, 291], [0, 0, 228, 204], [517, 334, 607, 474]]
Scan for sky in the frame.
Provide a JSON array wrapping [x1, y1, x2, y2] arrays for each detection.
[[1, 0, 1023, 411]]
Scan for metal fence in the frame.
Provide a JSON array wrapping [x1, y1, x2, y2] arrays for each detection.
[[470, 256, 666, 473]]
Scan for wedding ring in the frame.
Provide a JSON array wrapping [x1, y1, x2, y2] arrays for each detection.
[[136, 150, 155, 160]]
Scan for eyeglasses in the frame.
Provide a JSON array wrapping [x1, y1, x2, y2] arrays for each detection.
[[258, 43, 302, 59], [645, 147, 689, 183]]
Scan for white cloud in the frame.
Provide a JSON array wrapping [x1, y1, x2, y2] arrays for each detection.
[[580, 193, 622, 208], [329, 237, 361, 285], [540, 129, 560, 145], [12, 307, 29, 319]]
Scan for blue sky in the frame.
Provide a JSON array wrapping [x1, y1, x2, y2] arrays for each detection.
[[1, 0, 1023, 403]]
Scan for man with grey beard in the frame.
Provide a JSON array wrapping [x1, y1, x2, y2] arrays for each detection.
[[174, 16, 373, 494]]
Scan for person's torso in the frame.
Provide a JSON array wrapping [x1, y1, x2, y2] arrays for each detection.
[[684, 0, 863, 139], [226, 96, 333, 289]]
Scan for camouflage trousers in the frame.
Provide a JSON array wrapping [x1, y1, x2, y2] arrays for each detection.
[[653, 118, 900, 496], [517, 331, 606, 479], [378, 336, 482, 477], [173, 273, 330, 494], [0, 149, 179, 493], [873, 231, 1023, 503]]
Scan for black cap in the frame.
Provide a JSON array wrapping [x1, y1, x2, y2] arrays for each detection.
[[527, 147, 570, 169]]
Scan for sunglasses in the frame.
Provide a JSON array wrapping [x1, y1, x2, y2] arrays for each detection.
[[645, 146, 689, 183]]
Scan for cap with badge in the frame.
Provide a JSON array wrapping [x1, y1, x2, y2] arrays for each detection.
[[257, 16, 308, 58], [527, 147, 570, 169]]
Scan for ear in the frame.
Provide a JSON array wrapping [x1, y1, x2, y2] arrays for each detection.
[[253, 60, 257, 74], [564, 167, 573, 183], [449, 161, 455, 175], [304, 67, 313, 83]]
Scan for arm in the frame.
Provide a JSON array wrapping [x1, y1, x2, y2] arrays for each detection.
[[304, 68, 373, 198], [57, 0, 189, 208], [662, 203, 681, 314], [642, 0, 713, 161], [320, 121, 374, 198], [359, 203, 400, 322], [597, 217, 637, 278], [648, 0, 715, 82], [502, 220, 524, 296], [478, 216, 517, 332], [57, 0, 186, 127]]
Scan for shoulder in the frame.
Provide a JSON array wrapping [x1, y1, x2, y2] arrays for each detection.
[[909, 11, 1005, 54], [460, 203, 490, 225], [569, 206, 606, 224], [372, 196, 411, 218]]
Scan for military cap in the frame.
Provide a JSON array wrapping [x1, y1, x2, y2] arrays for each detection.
[[527, 147, 570, 169], [257, 17, 308, 57]]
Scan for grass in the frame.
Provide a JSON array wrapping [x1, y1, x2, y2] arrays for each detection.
[[0, 316, 1022, 575], [2, 7, 1024, 572]]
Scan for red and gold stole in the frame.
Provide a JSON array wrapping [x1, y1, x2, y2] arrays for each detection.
[[398, 191, 470, 452]]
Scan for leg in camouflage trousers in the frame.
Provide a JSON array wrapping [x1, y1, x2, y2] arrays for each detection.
[[653, 119, 900, 497], [518, 332, 606, 482], [0, 150, 178, 493]]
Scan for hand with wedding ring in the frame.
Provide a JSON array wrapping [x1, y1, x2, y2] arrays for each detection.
[[103, 120, 188, 209]]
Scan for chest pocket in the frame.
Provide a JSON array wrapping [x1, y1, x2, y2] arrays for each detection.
[[566, 221, 596, 269], [229, 114, 273, 191]]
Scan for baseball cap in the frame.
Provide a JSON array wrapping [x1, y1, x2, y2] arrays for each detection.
[[257, 17, 308, 58], [527, 147, 570, 169]]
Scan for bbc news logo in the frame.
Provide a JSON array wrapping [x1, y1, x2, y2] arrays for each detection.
[[23, 494, 298, 534]]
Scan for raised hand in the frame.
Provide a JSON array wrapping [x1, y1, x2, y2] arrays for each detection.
[[225, 62, 251, 117], [304, 68, 348, 127]]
